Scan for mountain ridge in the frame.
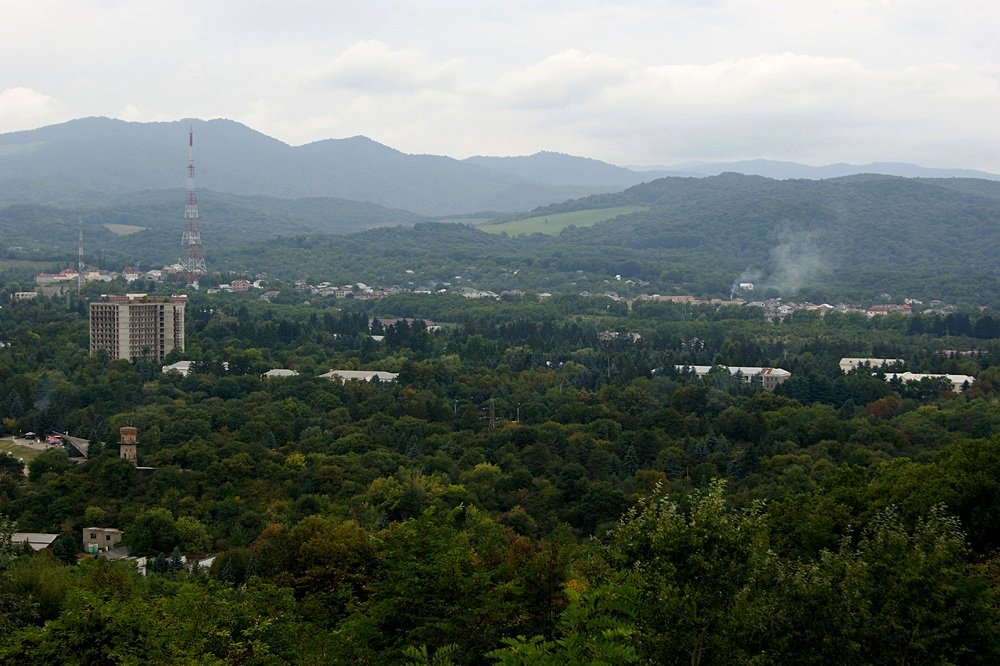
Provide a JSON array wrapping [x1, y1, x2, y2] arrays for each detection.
[[0, 118, 639, 215], [3, 117, 997, 216], [634, 158, 1000, 182]]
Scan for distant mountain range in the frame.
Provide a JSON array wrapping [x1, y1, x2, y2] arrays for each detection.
[[2, 117, 997, 218], [0, 118, 653, 216], [633, 159, 1000, 182]]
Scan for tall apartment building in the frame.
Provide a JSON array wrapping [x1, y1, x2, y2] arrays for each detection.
[[89, 294, 187, 362]]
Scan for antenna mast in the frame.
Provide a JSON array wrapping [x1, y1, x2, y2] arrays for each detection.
[[78, 218, 84, 294], [179, 127, 206, 283]]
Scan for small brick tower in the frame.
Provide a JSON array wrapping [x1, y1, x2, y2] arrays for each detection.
[[119, 426, 138, 466]]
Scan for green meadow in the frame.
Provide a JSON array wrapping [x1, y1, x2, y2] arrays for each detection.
[[0, 437, 44, 468], [102, 223, 146, 236], [0, 260, 56, 271], [481, 205, 647, 236]]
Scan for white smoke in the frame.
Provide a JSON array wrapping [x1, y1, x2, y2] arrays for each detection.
[[732, 228, 826, 298]]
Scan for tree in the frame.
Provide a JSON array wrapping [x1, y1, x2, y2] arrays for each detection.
[[0, 514, 15, 572], [28, 448, 71, 481], [608, 480, 769, 665], [0, 454, 25, 480], [490, 582, 640, 665], [756, 506, 1000, 664], [175, 516, 212, 552], [168, 546, 185, 574], [125, 508, 179, 557]]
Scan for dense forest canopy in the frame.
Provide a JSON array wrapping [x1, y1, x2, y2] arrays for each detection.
[[3, 285, 1000, 663]]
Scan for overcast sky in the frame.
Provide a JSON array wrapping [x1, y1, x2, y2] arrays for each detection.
[[3, 1, 999, 169]]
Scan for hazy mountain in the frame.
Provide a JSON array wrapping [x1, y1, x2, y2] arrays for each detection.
[[632, 158, 1000, 181], [463, 151, 672, 188], [0, 118, 649, 216], [5, 118, 996, 218], [0, 188, 426, 267]]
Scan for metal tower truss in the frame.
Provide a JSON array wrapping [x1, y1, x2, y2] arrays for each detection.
[[179, 128, 207, 282]]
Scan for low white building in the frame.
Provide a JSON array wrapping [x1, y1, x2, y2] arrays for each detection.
[[12, 532, 59, 551], [840, 357, 904, 373], [676, 365, 792, 391], [262, 369, 299, 378], [162, 361, 193, 376], [319, 369, 399, 383], [886, 372, 974, 393]]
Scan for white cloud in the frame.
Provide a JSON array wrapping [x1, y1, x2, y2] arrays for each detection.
[[118, 104, 176, 123], [0, 87, 60, 131], [308, 40, 464, 94], [480, 51, 1000, 167], [497, 50, 633, 108], [1, 2, 999, 169]]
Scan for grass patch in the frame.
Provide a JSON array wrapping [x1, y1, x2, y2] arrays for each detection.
[[439, 217, 495, 225], [481, 206, 647, 236], [0, 437, 46, 468], [103, 223, 146, 236], [0, 260, 54, 271]]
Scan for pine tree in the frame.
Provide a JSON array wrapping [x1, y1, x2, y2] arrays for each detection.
[[169, 546, 184, 574], [623, 445, 640, 476]]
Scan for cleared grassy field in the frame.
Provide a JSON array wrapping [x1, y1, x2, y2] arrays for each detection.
[[102, 223, 146, 235], [438, 216, 496, 225], [482, 205, 647, 236], [0, 437, 45, 468]]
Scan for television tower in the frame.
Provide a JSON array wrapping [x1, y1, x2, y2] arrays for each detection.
[[179, 128, 206, 283]]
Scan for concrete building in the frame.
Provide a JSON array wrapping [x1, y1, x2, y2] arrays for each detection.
[[319, 369, 399, 383], [11, 533, 59, 551], [89, 294, 186, 362], [886, 372, 975, 394], [83, 527, 123, 554], [161, 360, 193, 376], [262, 369, 299, 378], [676, 365, 792, 391], [839, 357, 905, 374]]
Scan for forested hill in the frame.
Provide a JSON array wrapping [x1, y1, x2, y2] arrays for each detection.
[[0, 190, 427, 266], [209, 173, 1000, 305], [499, 173, 1000, 301]]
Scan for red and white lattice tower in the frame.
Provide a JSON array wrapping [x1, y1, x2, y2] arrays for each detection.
[[179, 128, 206, 283]]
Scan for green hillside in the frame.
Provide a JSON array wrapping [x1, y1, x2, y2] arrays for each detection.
[[226, 174, 1000, 306], [0, 190, 427, 268], [482, 205, 647, 236], [549, 174, 1000, 301], [5, 173, 1000, 306]]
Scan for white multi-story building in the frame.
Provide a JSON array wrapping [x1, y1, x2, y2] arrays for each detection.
[[89, 294, 186, 362]]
